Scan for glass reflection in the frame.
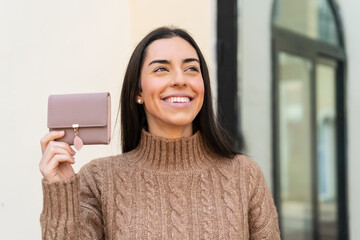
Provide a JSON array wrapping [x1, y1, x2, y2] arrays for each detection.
[[278, 52, 313, 240], [273, 0, 339, 46], [316, 60, 338, 240]]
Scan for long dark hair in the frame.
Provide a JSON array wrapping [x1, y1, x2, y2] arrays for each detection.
[[120, 26, 237, 158]]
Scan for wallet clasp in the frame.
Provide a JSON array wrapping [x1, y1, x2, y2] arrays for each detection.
[[72, 124, 83, 151]]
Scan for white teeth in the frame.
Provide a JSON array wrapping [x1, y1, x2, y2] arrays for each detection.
[[165, 97, 190, 103]]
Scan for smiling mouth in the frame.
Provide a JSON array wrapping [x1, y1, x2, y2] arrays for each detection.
[[163, 96, 191, 103]]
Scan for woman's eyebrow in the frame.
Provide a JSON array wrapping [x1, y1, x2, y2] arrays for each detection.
[[183, 58, 200, 63], [148, 59, 170, 66], [148, 58, 199, 66]]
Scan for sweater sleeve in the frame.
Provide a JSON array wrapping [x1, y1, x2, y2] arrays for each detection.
[[40, 160, 105, 240], [248, 160, 281, 240]]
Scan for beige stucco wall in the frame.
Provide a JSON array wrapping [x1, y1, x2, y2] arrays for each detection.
[[0, 1, 131, 239], [0, 1, 216, 239]]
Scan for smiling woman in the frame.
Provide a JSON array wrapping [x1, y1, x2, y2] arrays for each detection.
[[39, 27, 280, 239], [120, 27, 235, 156]]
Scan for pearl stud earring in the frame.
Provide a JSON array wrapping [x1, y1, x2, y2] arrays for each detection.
[[137, 98, 142, 104]]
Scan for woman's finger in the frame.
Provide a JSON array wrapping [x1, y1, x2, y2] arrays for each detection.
[[40, 131, 65, 153], [52, 141, 76, 155], [40, 145, 74, 169], [41, 154, 75, 179], [43, 140, 76, 158], [46, 154, 75, 174]]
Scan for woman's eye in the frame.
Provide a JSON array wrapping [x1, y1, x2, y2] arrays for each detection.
[[186, 66, 199, 72], [154, 67, 168, 73]]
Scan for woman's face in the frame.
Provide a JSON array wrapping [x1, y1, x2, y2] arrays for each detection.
[[139, 37, 204, 138]]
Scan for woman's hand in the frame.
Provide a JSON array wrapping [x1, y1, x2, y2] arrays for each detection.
[[39, 131, 76, 182]]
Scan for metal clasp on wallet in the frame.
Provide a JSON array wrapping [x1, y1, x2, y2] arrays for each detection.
[[72, 124, 83, 151], [72, 124, 79, 135]]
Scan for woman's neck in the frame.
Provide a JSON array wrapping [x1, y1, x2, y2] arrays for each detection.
[[147, 123, 193, 139]]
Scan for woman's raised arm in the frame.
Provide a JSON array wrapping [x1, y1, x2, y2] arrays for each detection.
[[39, 132, 105, 239]]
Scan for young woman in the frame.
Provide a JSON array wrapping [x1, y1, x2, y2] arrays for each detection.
[[39, 27, 280, 239]]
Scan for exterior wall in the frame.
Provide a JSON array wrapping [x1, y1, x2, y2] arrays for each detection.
[[0, 1, 131, 239], [0, 1, 216, 239], [239, 0, 274, 189]]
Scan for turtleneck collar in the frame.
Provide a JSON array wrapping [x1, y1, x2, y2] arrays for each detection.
[[129, 129, 217, 173]]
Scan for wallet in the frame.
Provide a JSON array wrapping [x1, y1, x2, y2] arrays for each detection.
[[47, 92, 111, 150]]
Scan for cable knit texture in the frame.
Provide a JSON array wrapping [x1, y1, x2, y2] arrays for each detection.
[[40, 130, 280, 239]]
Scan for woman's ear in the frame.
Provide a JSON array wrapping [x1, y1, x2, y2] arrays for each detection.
[[136, 95, 143, 104]]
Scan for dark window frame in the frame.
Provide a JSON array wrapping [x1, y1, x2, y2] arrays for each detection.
[[216, 0, 242, 151]]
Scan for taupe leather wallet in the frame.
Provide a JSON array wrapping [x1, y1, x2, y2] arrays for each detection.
[[47, 92, 111, 150]]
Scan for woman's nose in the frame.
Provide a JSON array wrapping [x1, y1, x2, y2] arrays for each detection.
[[171, 70, 187, 87]]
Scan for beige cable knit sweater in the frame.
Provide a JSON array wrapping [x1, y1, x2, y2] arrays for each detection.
[[40, 130, 280, 239]]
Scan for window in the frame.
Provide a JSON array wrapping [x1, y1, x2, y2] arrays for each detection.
[[272, 0, 347, 239]]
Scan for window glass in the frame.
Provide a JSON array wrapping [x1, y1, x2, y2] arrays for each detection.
[[273, 0, 339, 46], [316, 59, 338, 240], [278, 52, 314, 240]]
